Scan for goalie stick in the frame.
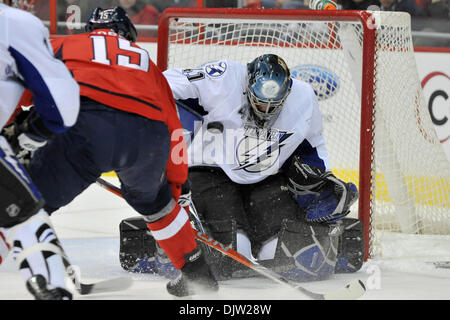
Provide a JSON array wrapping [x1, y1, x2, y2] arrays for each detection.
[[95, 177, 366, 300]]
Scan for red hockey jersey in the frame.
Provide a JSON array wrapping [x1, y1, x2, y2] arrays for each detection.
[[21, 29, 187, 198]]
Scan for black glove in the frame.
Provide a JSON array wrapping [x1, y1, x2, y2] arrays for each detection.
[[1, 107, 54, 160], [285, 155, 359, 223], [286, 155, 330, 196], [177, 179, 192, 208]]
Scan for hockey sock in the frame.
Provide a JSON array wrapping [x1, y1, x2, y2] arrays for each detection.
[[146, 203, 197, 269]]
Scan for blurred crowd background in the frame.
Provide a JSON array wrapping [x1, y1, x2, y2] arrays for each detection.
[[16, 0, 450, 47]]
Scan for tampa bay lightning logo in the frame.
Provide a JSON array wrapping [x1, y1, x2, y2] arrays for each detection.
[[205, 61, 227, 78], [233, 125, 293, 173]]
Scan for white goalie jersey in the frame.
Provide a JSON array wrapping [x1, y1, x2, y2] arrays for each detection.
[[164, 59, 330, 184], [0, 4, 79, 131]]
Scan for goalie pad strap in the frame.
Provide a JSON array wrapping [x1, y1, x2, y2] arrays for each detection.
[[4, 209, 53, 244], [5, 211, 67, 266], [14, 242, 66, 269]]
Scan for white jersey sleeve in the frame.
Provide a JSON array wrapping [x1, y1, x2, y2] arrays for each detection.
[[163, 59, 247, 117], [0, 5, 79, 132]]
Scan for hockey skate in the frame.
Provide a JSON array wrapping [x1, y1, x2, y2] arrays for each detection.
[[166, 248, 218, 297], [26, 275, 72, 300]]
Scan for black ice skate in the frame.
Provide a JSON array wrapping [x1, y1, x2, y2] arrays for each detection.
[[166, 247, 218, 297], [26, 275, 72, 300]]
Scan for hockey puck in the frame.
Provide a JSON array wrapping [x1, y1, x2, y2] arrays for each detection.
[[207, 121, 224, 134]]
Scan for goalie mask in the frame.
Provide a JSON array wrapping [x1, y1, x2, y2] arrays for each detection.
[[247, 54, 292, 125], [85, 6, 137, 42]]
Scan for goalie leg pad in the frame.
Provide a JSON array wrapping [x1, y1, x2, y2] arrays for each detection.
[[154, 242, 181, 280], [201, 220, 258, 280], [119, 216, 182, 279], [119, 217, 158, 274], [261, 219, 343, 282], [204, 219, 236, 248], [335, 217, 364, 273], [0, 136, 45, 228], [189, 168, 253, 238], [246, 173, 302, 253], [119, 215, 245, 281], [201, 219, 242, 280]]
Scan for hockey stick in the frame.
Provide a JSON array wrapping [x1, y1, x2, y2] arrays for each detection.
[[95, 177, 366, 300], [187, 200, 211, 253], [65, 262, 133, 295], [63, 251, 133, 295], [1, 117, 132, 297], [73, 275, 133, 295]]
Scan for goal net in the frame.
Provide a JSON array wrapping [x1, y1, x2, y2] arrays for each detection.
[[157, 8, 450, 260]]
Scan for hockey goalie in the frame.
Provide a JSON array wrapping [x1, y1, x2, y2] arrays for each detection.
[[119, 52, 364, 282]]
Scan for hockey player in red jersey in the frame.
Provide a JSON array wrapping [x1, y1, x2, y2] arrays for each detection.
[[13, 6, 217, 297]]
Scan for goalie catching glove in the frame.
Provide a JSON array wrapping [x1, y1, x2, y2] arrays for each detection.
[[286, 155, 358, 223]]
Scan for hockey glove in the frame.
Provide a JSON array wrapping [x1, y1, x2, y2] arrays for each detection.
[[304, 175, 358, 223], [177, 179, 192, 208], [286, 155, 329, 197], [176, 179, 209, 237], [1, 107, 54, 163], [286, 155, 358, 223]]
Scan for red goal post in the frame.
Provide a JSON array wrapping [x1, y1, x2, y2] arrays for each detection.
[[157, 8, 450, 261]]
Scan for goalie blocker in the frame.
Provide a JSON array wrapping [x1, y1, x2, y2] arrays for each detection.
[[119, 216, 364, 280]]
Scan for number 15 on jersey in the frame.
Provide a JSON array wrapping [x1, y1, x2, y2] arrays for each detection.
[[89, 35, 149, 72]]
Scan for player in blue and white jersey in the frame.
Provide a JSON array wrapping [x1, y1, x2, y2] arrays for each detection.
[[120, 54, 364, 282], [167, 54, 362, 280], [0, 1, 79, 299], [165, 56, 329, 184]]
